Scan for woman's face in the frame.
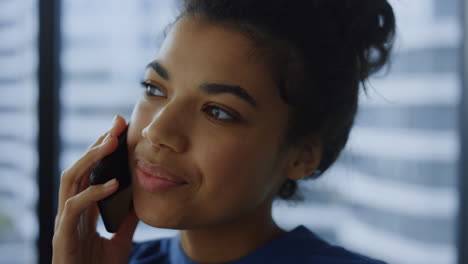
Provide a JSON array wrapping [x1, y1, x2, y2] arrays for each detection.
[[127, 16, 294, 229]]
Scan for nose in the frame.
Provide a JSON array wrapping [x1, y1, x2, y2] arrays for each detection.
[[141, 102, 189, 153]]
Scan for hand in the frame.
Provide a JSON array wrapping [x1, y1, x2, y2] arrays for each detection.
[[52, 115, 138, 264]]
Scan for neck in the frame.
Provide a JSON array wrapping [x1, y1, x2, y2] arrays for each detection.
[[179, 202, 284, 264]]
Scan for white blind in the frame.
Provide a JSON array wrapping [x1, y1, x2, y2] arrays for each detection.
[[0, 0, 39, 263], [60, 1, 461, 264], [60, 0, 179, 240]]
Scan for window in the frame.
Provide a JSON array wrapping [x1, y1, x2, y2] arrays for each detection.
[[0, 0, 39, 263], [273, 1, 461, 263], [1, 0, 465, 263], [60, 0, 179, 241]]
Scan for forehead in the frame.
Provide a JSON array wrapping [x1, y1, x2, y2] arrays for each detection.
[[155, 16, 279, 100], [161, 16, 258, 68]]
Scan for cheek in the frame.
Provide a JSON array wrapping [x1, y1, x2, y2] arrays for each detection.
[[127, 101, 150, 149], [196, 134, 279, 201], [186, 133, 285, 227]]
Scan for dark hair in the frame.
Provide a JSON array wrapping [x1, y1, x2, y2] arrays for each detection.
[[179, 0, 396, 200]]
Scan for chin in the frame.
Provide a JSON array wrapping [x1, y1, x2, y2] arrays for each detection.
[[138, 217, 182, 230], [132, 191, 190, 230], [134, 205, 181, 229]]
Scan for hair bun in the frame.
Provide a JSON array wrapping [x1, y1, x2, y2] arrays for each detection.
[[344, 0, 396, 80]]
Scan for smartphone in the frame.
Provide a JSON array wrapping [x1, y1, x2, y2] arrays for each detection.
[[90, 125, 132, 233]]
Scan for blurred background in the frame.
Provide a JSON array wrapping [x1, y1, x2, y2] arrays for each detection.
[[0, 0, 466, 263]]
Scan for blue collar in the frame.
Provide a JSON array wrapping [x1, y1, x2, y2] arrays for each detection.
[[167, 225, 319, 264]]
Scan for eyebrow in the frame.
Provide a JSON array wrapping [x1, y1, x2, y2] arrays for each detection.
[[146, 61, 170, 81], [200, 83, 258, 109], [145, 61, 259, 109]]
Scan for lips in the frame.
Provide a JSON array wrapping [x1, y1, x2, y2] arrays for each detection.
[[135, 159, 188, 193]]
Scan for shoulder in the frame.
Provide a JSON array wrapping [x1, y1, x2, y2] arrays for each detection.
[[284, 226, 387, 264], [128, 236, 174, 264], [235, 226, 387, 264]]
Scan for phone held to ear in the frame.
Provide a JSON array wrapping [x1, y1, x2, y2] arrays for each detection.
[[90, 125, 132, 233]]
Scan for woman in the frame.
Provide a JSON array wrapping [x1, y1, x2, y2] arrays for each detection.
[[52, 0, 396, 263]]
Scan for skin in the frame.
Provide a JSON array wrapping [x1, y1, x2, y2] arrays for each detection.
[[53, 119, 138, 264], [52, 15, 321, 264], [127, 16, 321, 263]]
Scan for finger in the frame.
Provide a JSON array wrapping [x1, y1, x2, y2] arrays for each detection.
[[57, 179, 119, 236], [108, 115, 128, 137], [78, 202, 102, 237], [111, 207, 139, 247], [77, 198, 101, 236], [55, 115, 127, 232], [78, 168, 90, 192], [87, 114, 127, 150], [87, 131, 111, 151], [56, 133, 118, 226], [79, 115, 127, 185], [87, 202, 100, 232], [73, 115, 127, 177]]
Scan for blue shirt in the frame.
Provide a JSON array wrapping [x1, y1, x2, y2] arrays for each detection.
[[129, 225, 387, 264]]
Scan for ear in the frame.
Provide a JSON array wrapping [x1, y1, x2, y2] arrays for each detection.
[[286, 140, 322, 181]]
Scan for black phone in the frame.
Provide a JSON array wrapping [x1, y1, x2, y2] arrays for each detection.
[[90, 125, 132, 233]]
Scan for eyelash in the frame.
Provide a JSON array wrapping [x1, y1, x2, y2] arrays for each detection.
[[139, 81, 241, 122]]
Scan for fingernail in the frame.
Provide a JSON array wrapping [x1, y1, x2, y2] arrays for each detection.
[[104, 178, 117, 188], [112, 115, 119, 126]]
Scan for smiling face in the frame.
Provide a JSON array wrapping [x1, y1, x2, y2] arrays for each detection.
[[127, 16, 296, 229]]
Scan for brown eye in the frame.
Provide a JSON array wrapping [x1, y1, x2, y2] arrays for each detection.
[[139, 81, 166, 97], [203, 105, 240, 122]]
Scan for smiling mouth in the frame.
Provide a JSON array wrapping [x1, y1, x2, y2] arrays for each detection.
[[134, 160, 188, 193]]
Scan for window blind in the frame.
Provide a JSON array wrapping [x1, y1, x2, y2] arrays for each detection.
[[60, 0, 179, 241], [276, 1, 460, 263], [60, 1, 461, 264], [0, 0, 39, 263]]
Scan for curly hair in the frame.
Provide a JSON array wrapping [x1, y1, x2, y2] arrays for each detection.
[[178, 0, 396, 200]]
